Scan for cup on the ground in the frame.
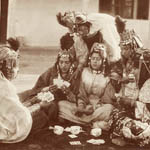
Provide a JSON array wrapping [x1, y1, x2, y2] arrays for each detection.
[[90, 128, 102, 137], [70, 126, 82, 135], [53, 125, 64, 135]]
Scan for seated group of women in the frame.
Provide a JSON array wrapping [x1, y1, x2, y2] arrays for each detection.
[[20, 40, 150, 147], [0, 12, 150, 147], [22, 12, 150, 147]]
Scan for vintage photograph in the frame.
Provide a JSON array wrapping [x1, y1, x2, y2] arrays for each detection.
[[0, 0, 150, 149]]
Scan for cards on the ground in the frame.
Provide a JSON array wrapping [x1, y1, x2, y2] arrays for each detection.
[[68, 134, 78, 138], [53, 78, 70, 88], [87, 139, 105, 145], [69, 141, 81, 145]]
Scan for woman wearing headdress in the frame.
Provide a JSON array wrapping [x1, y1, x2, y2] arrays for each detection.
[[58, 43, 117, 130], [20, 50, 78, 129], [0, 44, 32, 143]]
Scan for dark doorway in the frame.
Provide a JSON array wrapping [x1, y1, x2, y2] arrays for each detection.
[[0, 0, 9, 44], [137, 0, 149, 19], [99, 0, 134, 18]]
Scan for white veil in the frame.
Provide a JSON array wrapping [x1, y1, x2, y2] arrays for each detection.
[[87, 13, 121, 62]]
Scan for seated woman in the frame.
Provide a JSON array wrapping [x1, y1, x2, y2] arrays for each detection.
[[20, 50, 78, 128], [121, 77, 150, 124], [0, 44, 32, 143], [108, 71, 150, 147], [58, 43, 116, 130]]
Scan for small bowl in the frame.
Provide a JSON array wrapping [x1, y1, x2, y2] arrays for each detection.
[[90, 128, 102, 137], [53, 125, 64, 135], [70, 126, 82, 135]]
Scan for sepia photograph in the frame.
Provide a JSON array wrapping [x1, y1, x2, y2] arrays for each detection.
[[0, 0, 150, 149]]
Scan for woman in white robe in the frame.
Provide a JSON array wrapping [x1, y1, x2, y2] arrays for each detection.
[[0, 45, 32, 143]]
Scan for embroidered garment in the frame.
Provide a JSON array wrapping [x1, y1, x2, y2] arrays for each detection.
[[109, 108, 150, 147]]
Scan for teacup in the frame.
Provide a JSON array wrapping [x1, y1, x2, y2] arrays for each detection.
[[53, 125, 64, 135], [70, 126, 82, 135], [90, 128, 102, 137]]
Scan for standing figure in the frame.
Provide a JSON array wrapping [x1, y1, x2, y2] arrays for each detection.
[[57, 11, 121, 63]]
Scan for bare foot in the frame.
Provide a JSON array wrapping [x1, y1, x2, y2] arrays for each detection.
[[112, 138, 126, 146]]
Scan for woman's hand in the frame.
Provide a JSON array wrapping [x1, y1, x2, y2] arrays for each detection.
[[41, 85, 58, 93], [49, 85, 58, 93], [40, 101, 51, 110], [84, 105, 94, 115], [75, 104, 85, 117], [41, 86, 49, 92], [120, 77, 130, 83]]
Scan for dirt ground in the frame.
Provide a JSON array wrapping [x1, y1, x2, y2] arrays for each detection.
[[2, 47, 150, 150]]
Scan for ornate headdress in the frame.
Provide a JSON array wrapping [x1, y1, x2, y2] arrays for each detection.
[[56, 50, 75, 78], [0, 45, 19, 80], [120, 29, 143, 48], [57, 50, 74, 63], [90, 42, 107, 59]]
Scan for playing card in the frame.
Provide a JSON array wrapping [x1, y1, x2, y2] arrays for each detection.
[[63, 81, 70, 87], [69, 141, 81, 145], [53, 78, 63, 88], [87, 139, 105, 145], [68, 134, 78, 138]]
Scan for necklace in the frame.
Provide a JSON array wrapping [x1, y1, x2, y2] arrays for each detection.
[[92, 70, 101, 74]]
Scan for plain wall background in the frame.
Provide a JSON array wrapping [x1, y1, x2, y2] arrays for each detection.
[[7, 0, 150, 48]]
